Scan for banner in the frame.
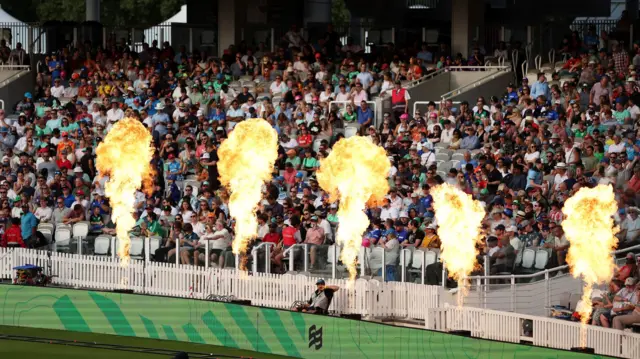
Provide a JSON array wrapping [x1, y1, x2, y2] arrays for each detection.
[[0, 285, 600, 358]]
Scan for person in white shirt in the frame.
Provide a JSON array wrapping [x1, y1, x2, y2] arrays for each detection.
[[387, 190, 403, 210], [553, 163, 569, 191], [335, 85, 350, 102], [608, 135, 626, 153], [440, 120, 454, 144], [51, 78, 65, 98], [270, 76, 288, 96], [106, 100, 124, 126], [317, 211, 333, 243], [380, 199, 399, 221], [196, 221, 232, 267], [620, 207, 640, 246], [34, 198, 53, 222], [63, 80, 79, 98]]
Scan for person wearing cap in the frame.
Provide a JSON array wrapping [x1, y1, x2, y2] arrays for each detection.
[[607, 278, 640, 330], [420, 223, 440, 249], [552, 162, 568, 191], [293, 278, 339, 314], [489, 235, 516, 274], [591, 279, 624, 327]]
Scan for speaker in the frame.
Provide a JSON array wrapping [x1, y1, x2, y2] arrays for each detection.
[[449, 330, 471, 337], [340, 314, 362, 320], [571, 347, 595, 354], [173, 352, 189, 359]]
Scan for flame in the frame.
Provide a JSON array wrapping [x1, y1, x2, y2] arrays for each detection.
[[96, 118, 154, 268], [430, 183, 485, 305], [218, 118, 278, 266], [317, 136, 390, 281], [562, 185, 618, 348]]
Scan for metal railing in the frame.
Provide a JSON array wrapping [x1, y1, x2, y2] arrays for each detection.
[[412, 100, 461, 117]]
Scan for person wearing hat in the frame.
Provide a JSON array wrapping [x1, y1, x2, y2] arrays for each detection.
[[604, 277, 640, 329], [293, 278, 339, 314], [106, 99, 124, 127], [490, 235, 516, 274], [553, 162, 568, 191], [417, 222, 437, 249]]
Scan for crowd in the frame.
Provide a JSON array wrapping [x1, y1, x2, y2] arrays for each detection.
[[1, 24, 640, 327]]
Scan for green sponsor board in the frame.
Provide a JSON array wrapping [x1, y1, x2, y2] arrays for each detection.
[[0, 285, 605, 358]]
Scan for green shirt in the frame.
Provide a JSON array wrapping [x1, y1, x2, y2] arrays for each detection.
[[286, 157, 301, 168], [302, 157, 318, 170], [613, 110, 630, 124], [343, 111, 356, 122]]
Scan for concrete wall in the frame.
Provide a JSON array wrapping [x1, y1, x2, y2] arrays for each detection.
[[0, 70, 32, 113], [407, 72, 451, 115], [447, 71, 513, 105], [449, 71, 495, 90]]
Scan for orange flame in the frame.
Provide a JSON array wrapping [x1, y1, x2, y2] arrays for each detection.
[[562, 185, 618, 347], [317, 136, 390, 281], [430, 183, 485, 305], [218, 118, 278, 265], [96, 118, 154, 268]]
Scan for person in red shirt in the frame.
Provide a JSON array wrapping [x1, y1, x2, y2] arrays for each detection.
[[272, 217, 301, 273], [262, 223, 280, 244], [297, 127, 313, 151], [1, 218, 26, 248]]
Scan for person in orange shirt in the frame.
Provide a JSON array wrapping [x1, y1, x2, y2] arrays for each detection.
[[628, 167, 640, 193], [56, 131, 76, 156]]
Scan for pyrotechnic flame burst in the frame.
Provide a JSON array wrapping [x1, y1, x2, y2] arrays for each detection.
[[96, 118, 154, 268], [317, 136, 390, 282], [562, 185, 618, 348], [430, 183, 485, 306], [218, 118, 278, 267]]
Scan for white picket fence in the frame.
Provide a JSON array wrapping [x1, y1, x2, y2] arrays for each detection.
[[0, 247, 440, 321], [427, 306, 640, 358]]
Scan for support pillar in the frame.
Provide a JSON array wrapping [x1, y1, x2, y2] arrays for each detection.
[[85, 0, 100, 22], [217, 0, 246, 57], [451, 0, 484, 58]]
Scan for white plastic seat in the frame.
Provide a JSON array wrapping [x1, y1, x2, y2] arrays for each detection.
[[130, 237, 144, 260], [38, 222, 54, 233], [400, 248, 413, 268], [436, 171, 446, 178], [344, 127, 358, 138], [436, 153, 450, 161], [93, 235, 111, 255], [149, 236, 162, 255], [313, 139, 323, 153], [451, 153, 465, 161], [368, 247, 385, 273], [450, 160, 460, 169], [54, 228, 72, 251], [39, 228, 53, 245], [411, 250, 424, 270], [424, 251, 437, 266], [521, 248, 536, 269], [534, 249, 549, 270], [438, 162, 453, 173], [72, 222, 89, 240]]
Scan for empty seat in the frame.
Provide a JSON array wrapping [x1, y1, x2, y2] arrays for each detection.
[[424, 251, 437, 266], [435, 153, 450, 161], [38, 222, 54, 233], [368, 247, 385, 273], [400, 248, 413, 269], [451, 153, 465, 161], [521, 248, 536, 269], [72, 222, 89, 240], [410, 250, 424, 271], [149, 236, 162, 255], [130, 237, 144, 260], [327, 245, 340, 265], [54, 228, 72, 251], [345, 127, 358, 138], [534, 249, 549, 270], [93, 235, 111, 255]]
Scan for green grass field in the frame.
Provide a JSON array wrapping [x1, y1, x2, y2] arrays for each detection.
[[0, 325, 295, 359]]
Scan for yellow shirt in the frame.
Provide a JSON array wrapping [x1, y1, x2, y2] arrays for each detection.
[[421, 233, 440, 249]]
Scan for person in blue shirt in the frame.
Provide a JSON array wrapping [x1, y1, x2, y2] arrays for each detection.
[[526, 160, 544, 189], [209, 105, 227, 122], [504, 83, 519, 103], [356, 100, 373, 127], [460, 127, 480, 150], [61, 186, 76, 208], [407, 193, 426, 216], [530, 73, 551, 101], [365, 219, 383, 246], [20, 203, 38, 245], [394, 220, 409, 243]]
